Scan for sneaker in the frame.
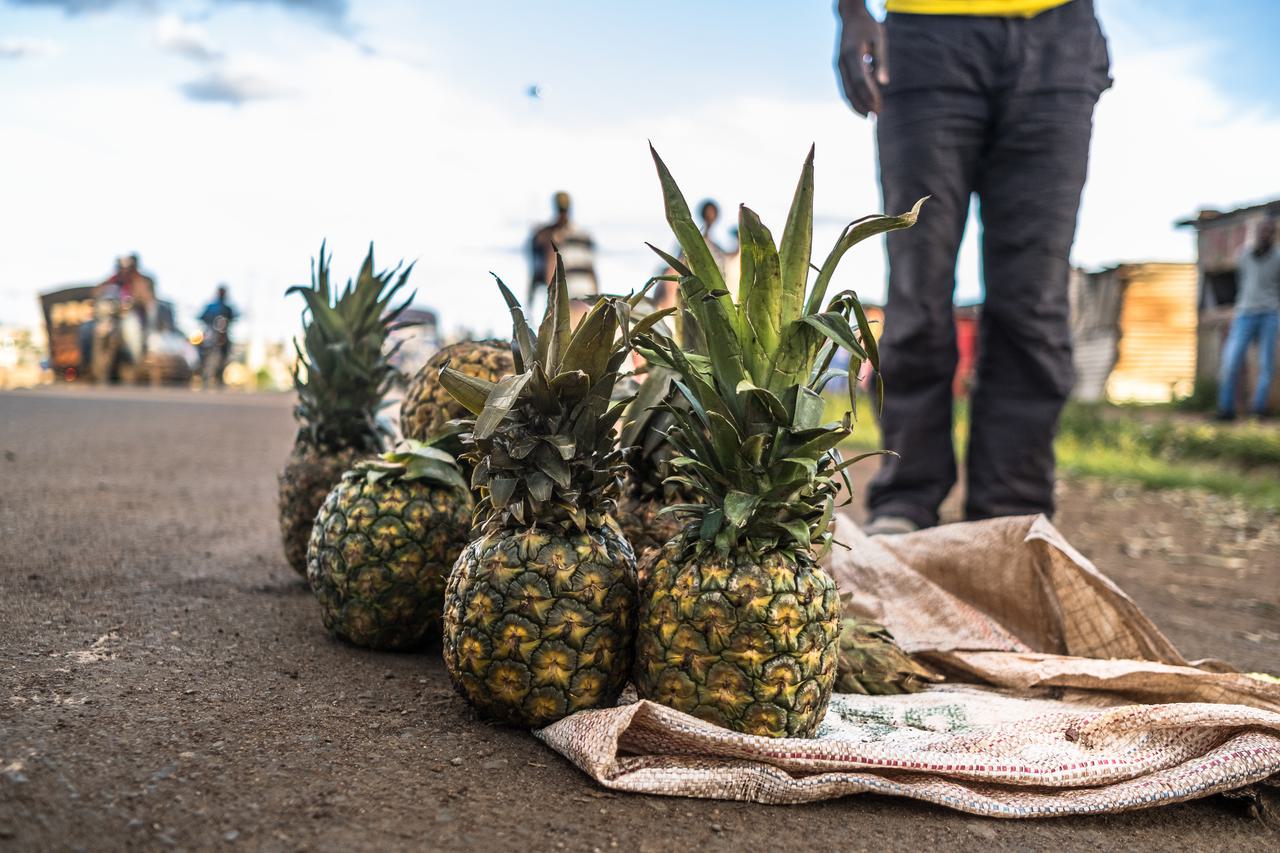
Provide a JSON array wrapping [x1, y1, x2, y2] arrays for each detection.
[[862, 515, 920, 536], [1214, 411, 1237, 423]]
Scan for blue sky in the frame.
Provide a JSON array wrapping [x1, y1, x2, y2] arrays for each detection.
[[1117, 0, 1280, 108], [2, 0, 1279, 346]]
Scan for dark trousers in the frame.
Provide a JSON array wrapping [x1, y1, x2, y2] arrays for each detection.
[[867, 0, 1111, 527]]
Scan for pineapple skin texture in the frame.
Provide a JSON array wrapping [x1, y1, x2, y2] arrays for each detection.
[[278, 443, 363, 576], [442, 523, 637, 727], [401, 341, 514, 441], [634, 539, 841, 738], [307, 471, 473, 651]]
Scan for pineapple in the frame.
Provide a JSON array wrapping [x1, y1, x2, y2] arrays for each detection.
[[278, 244, 414, 575], [307, 440, 474, 650], [632, 146, 922, 738], [438, 256, 672, 727], [400, 339, 514, 441], [834, 616, 941, 696]]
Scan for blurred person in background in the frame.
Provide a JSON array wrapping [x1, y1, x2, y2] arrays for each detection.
[[89, 254, 155, 382], [119, 253, 156, 360], [697, 199, 724, 251], [84, 256, 126, 374], [528, 191, 598, 321], [836, 0, 1112, 535], [653, 199, 728, 311], [198, 284, 237, 389], [1216, 216, 1279, 421]]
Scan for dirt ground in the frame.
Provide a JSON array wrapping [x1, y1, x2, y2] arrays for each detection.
[[1, 387, 1277, 852]]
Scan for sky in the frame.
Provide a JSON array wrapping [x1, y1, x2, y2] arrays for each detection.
[[2, 0, 1279, 348]]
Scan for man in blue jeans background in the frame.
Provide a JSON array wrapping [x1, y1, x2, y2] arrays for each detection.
[[1217, 217, 1280, 421]]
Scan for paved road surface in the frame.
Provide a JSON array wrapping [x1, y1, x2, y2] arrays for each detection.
[[1, 388, 1275, 850]]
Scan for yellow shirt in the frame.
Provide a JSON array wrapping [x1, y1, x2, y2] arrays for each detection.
[[885, 0, 1071, 16]]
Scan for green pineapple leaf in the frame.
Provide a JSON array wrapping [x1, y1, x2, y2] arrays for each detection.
[[738, 205, 784, 386], [791, 385, 826, 430], [560, 298, 618, 387], [473, 371, 533, 440], [847, 293, 884, 413], [649, 144, 731, 308], [619, 366, 675, 450], [806, 198, 926, 316], [536, 249, 573, 375], [357, 438, 469, 493], [723, 490, 761, 529], [494, 274, 537, 374], [777, 145, 815, 332], [438, 367, 498, 416], [779, 518, 812, 553]]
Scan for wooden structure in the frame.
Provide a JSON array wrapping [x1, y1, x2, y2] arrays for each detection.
[[1178, 199, 1280, 412], [1069, 266, 1121, 402], [39, 285, 96, 380], [1069, 263, 1198, 404]]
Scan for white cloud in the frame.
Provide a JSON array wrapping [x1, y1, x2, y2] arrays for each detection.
[[154, 14, 221, 62], [0, 37, 61, 60], [6, 0, 347, 19], [179, 66, 292, 104], [1075, 42, 1280, 268], [5, 0, 126, 12]]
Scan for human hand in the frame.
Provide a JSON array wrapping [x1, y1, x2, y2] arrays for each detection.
[[837, 3, 889, 118]]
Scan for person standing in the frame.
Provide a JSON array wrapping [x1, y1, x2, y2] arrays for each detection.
[[120, 253, 157, 359], [1217, 217, 1280, 420], [198, 285, 237, 389], [835, 0, 1112, 533], [528, 191, 598, 321]]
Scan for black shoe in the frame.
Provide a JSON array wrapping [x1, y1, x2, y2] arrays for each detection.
[[1214, 411, 1237, 423]]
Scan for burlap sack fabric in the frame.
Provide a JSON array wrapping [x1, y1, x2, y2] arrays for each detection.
[[537, 515, 1280, 816]]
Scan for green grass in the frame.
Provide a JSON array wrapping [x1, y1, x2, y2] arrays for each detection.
[[1054, 435, 1280, 508], [825, 392, 1280, 510], [1058, 403, 1280, 469]]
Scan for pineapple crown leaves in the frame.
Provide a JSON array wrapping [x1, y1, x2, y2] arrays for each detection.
[[439, 251, 675, 534], [287, 241, 417, 453], [618, 364, 676, 466], [355, 436, 470, 494], [617, 364, 690, 502], [640, 145, 923, 556]]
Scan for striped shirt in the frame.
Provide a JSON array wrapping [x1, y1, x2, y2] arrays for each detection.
[[531, 223, 598, 299]]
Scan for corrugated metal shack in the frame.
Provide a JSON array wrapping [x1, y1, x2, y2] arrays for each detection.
[[1069, 262, 1198, 403], [1178, 199, 1280, 411]]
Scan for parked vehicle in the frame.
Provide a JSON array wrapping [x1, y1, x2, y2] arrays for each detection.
[[38, 286, 197, 385]]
